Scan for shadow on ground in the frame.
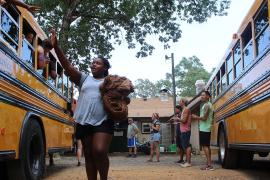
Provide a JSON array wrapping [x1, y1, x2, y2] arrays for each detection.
[[240, 160, 270, 179]]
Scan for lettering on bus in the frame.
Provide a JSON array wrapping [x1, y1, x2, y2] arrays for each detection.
[[0, 51, 14, 75]]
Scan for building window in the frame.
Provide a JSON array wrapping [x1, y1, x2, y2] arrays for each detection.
[[141, 122, 151, 134], [255, 1, 270, 56], [241, 24, 253, 68]]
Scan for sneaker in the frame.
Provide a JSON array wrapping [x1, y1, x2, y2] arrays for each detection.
[[180, 162, 192, 168], [126, 154, 132, 158], [200, 165, 214, 171], [206, 165, 215, 171], [176, 160, 184, 164], [132, 154, 137, 158]]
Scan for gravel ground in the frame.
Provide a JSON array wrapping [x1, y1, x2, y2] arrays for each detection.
[[44, 154, 270, 180]]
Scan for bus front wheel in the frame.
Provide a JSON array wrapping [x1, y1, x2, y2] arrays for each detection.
[[7, 119, 45, 180], [218, 127, 238, 169]]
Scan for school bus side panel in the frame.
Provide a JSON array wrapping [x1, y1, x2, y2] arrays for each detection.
[[226, 98, 270, 144], [0, 102, 27, 158], [42, 117, 74, 151]]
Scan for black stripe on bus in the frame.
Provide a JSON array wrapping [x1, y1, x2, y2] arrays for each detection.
[[0, 71, 68, 113], [229, 143, 270, 152], [215, 69, 270, 114], [216, 86, 270, 122], [0, 150, 16, 161], [0, 41, 71, 103], [48, 147, 73, 154], [0, 92, 74, 126]]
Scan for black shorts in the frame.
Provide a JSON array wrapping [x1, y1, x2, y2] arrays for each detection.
[[199, 131, 211, 146], [75, 120, 114, 140], [180, 131, 191, 150], [176, 132, 181, 148]]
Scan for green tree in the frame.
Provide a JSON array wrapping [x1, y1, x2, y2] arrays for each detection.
[[133, 56, 211, 98], [27, 0, 230, 71], [174, 56, 211, 97], [132, 79, 157, 98]]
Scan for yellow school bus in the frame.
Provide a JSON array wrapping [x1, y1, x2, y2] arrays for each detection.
[[188, 0, 270, 169], [0, 3, 74, 179]]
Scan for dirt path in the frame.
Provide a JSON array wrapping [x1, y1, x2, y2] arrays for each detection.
[[44, 154, 270, 180]]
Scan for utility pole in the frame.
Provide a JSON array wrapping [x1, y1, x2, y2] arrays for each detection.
[[165, 53, 176, 114]]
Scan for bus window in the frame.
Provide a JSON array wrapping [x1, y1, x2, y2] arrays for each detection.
[[226, 53, 234, 85], [57, 63, 63, 93], [241, 24, 253, 68], [36, 38, 52, 76], [254, 1, 270, 56], [68, 79, 73, 99], [48, 53, 56, 86], [220, 63, 226, 91], [233, 41, 243, 78], [209, 83, 212, 98], [63, 72, 68, 97], [22, 19, 35, 66], [0, 5, 19, 50], [212, 79, 217, 99], [216, 72, 221, 96]]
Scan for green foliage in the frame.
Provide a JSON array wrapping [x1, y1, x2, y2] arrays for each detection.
[[27, 0, 230, 72], [132, 79, 158, 98], [133, 56, 211, 98], [174, 56, 211, 97]]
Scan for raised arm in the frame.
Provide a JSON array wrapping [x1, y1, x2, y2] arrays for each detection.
[[192, 104, 210, 121], [200, 104, 210, 121], [50, 29, 82, 86]]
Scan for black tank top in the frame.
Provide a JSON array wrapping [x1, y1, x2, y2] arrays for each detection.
[[152, 119, 160, 133]]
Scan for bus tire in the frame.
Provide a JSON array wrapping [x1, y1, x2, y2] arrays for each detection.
[[218, 126, 238, 169], [7, 120, 45, 180]]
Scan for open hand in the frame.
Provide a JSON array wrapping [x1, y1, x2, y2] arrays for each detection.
[[50, 28, 58, 47]]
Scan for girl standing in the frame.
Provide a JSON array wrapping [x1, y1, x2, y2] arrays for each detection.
[[148, 113, 161, 162]]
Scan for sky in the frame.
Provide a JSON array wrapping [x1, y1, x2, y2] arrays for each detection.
[[109, 0, 255, 83]]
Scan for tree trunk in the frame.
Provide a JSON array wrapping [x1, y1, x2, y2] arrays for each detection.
[[59, 0, 81, 54]]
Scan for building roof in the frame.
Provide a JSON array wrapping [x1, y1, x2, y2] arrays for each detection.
[[128, 97, 174, 117]]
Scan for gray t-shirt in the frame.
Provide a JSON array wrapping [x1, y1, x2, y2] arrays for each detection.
[[127, 123, 139, 139], [73, 73, 107, 126]]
